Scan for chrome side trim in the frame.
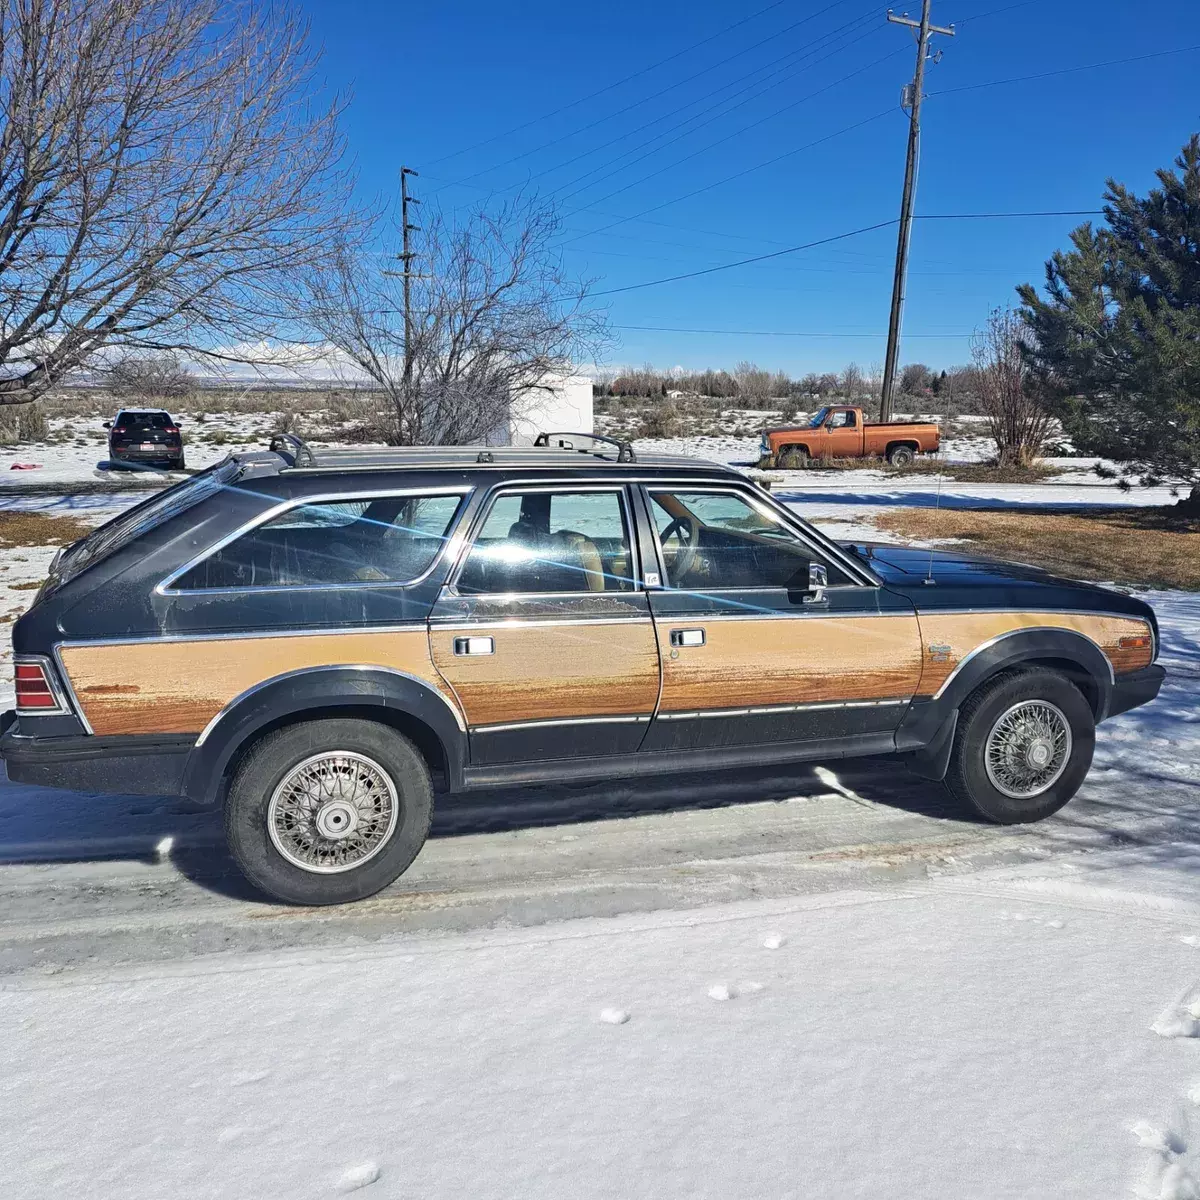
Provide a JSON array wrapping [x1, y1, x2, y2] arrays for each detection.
[[13, 654, 73, 719], [929, 626, 1118, 700], [471, 714, 651, 734], [657, 697, 911, 721], [430, 615, 653, 631], [194, 663, 467, 747], [56, 622, 428, 649], [47, 646, 94, 734], [156, 486, 473, 596]]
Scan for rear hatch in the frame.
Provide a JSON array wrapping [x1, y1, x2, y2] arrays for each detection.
[[111, 411, 181, 455]]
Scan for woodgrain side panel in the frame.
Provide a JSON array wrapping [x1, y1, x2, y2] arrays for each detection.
[[430, 620, 661, 727], [61, 629, 456, 737], [656, 614, 924, 713], [917, 611, 1154, 695]]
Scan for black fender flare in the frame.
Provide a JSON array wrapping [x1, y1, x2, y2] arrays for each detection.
[[180, 665, 467, 806], [897, 626, 1115, 769]]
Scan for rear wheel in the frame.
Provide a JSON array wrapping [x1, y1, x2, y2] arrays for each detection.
[[778, 445, 808, 469], [944, 667, 1094, 824], [224, 718, 433, 905], [887, 443, 916, 467]]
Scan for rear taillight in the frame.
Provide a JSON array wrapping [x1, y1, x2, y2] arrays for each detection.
[[164, 426, 178, 434], [112, 426, 126, 434], [15, 659, 67, 714]]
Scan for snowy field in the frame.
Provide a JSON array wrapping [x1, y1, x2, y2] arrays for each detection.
[[2, 423, 1199, 1197]]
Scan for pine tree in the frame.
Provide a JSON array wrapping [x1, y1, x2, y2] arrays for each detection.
[[1018, 134, 1200, 500]]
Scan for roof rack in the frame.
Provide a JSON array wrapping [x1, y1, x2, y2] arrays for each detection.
[[264, 430, 640, 470], [534, 431, 636, 463], [268, 432, 316, 467]]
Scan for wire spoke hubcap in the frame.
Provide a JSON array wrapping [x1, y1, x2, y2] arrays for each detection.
[[268, 751, 399, 874], [984, 700, 1073, 800]]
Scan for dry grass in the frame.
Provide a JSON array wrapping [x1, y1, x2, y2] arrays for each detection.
[[0, 511, 95, 549], [872, 506, 1200, 590]]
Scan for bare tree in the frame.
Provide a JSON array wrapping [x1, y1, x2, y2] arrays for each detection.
[[972, 307, 1054, 468], [733, 360, 772, 407], [838, 362, 865, 400], [307, 194, 610, 445], [0, 0, 355, 405], [106, 353, 194, 402]]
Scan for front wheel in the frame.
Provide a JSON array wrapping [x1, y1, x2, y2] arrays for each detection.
[[944, 667, 1095, 824], [224, 718, 433, 905]]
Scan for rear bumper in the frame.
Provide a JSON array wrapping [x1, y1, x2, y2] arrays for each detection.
[[0, 713, 193, 795], [1106, 664, 1166, 720]]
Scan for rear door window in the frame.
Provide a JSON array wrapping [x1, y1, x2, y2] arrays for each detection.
[[456, 489, 635, 594], [170, 492, 466, 590]]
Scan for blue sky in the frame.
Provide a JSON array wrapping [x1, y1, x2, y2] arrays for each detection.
[[298, 0, 1197, 375]]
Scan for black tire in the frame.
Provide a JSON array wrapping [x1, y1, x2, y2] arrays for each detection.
[[779, 445, 809, 469], [944, 667, 1095, 824], [887, 443, 916, 468], [224, 718, 433, 905]]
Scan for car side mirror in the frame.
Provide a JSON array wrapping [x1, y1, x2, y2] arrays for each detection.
[[805, 562, 828, 604], [824, 422, 834, 432], [103, 421, 112, 429]]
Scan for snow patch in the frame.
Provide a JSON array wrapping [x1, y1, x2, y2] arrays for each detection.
[[336, 1162, 381, 1193], [598, 1007, 630, 1025], [707, 983, 735, 1001], [761, 933, 785, 950]]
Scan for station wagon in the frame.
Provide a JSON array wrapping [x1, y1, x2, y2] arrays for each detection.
[[0, 433, 1165, 904]]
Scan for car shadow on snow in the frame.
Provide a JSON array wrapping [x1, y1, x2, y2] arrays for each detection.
[[0, 757, 977, 903]]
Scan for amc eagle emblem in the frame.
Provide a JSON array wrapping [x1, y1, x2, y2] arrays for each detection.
[[928, 643, 953, 663]]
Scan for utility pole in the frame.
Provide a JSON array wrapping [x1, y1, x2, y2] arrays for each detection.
[[400, 166, 421, 405], [879, 2, 954, 422]]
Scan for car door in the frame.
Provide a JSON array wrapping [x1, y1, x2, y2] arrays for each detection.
[[822, 407, 862, 457], [428, 482, 662, 767], [635, 482, 923, 752]]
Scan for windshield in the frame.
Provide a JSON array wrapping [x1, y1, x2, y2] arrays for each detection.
[[43, 460, 237, 596], [808, 406, 831, 428]]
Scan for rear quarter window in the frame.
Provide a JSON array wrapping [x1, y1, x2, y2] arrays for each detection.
[[170, 492, 466, 590]]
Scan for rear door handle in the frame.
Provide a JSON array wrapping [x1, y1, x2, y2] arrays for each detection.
[[669, 628, 705, 648], [453, 636, 494, 656]]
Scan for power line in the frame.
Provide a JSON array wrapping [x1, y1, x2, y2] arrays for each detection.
[[592, 220, 900, 296], [612, 324, 970, 337], [438, 0, 865, 191], [590, 209, 1111, 296], [562, 106, 896, 247], [541, 14, 883, 204], [568, 46, 906, 217], [426, 0, 798, 168], [929, 43, 1200, 96], [915, 209, 1102, 218]]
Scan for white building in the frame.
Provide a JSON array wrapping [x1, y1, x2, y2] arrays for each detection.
[[499, 374, 593, 446]]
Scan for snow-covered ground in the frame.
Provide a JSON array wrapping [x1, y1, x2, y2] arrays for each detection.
[[8, 872, 1200, 1200]]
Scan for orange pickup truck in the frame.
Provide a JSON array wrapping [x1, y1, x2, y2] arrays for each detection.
[[758, 405, 940, 469]]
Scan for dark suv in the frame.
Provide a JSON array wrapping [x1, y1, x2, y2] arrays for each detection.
[[105, 408, 185, 470], [0, 433, 1164, 905]]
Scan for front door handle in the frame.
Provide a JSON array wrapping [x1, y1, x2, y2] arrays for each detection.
[[669, 628, 706, 648], [453, 636, 495, 656]]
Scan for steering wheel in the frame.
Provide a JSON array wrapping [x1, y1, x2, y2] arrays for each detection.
[[659, 515, 700, 582]]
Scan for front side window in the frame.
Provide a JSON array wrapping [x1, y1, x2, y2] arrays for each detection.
[[831, 409, 856, 428], [457, 489, 634, 594], [172, 493, 465, 590], [648, 488, 847, 590]]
